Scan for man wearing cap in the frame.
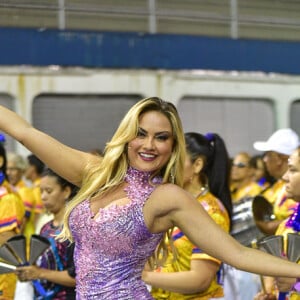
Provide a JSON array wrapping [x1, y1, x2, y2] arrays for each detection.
[[253, 128, 299, 235]]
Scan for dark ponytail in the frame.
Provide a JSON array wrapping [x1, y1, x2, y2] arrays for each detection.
[[184, 132, 232, 224]]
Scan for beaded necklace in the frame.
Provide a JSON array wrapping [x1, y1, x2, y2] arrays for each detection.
[[194, 186, 208, 199], [286, 203, 300, 231]]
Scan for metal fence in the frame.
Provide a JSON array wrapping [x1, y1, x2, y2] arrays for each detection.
[[1, 0, 300, 41]]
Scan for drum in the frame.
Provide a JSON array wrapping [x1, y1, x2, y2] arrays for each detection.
[[231, 196, 262, 246], [252, 195, 274, 222]]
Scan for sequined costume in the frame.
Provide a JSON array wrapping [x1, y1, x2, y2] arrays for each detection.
[[69, 167, 163, 299]]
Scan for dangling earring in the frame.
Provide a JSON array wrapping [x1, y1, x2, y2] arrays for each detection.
[[170, 167, 175, 184]]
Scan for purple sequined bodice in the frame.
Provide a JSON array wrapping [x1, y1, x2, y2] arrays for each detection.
[[69, 167, 163, 299]]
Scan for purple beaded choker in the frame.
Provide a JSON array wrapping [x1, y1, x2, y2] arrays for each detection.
[[125, 166, 162, 185]]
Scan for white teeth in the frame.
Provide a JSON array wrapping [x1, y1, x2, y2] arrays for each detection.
[[140, 153, 155, 158]]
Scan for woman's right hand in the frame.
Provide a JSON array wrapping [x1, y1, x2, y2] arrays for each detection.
[[275, 276, 296, 292], [15, 265, 41, 282]]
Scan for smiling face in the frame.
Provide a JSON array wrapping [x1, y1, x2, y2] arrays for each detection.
[[127, 110, 174, 173], [282, 148, 300, 201]]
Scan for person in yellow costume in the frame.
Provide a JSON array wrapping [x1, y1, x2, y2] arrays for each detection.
[[230, 151, 263, 247], [6, 153, 35, 248], [254, 146, 300, 300], [249, 154, 275, 191], [222, 152, 263, 300], [145, 132, 232, 300], [230, 152, 262, 204], [24, 154, 52, 233], [0, 137, 25, 299], [253, 128, 299, 235]]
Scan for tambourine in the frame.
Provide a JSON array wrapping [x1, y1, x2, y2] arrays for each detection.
[[0, 234, 53, 298], [256, 233, 300, 300]]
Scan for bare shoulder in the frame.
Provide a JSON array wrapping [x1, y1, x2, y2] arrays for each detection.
[[150, 183, 181, 203], [144, 183, 198, 232], [66, 151, 102, 186], [86, 152, 103, 165], [151, 183, 195, 208], [154, 182, 183, 196], [81, 152, 103, 174]]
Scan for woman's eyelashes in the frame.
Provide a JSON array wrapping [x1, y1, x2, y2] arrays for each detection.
[[137, 128, 171, 141], [155, 134, 170, 141], [137, 128, 147, 138]]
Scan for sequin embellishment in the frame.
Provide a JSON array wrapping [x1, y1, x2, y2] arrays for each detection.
[[286, 203, 300, 231], [69, 167, 163, 299]]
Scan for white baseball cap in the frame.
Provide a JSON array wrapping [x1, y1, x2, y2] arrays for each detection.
[[253, 128, 300, 155]]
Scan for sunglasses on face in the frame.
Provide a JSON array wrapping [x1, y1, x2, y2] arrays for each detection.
[[232, 162, 248, 168]]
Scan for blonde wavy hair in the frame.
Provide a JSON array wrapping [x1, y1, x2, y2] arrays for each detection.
[[59, 97, 186, 263]]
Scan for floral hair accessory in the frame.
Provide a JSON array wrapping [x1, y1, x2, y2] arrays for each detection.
[[293, 278, 300, 292], [0, 133, 5, 144], [205, 133, 214, 142], [286, 203, 300, 232]]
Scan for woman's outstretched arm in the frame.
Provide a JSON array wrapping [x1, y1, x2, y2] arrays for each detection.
[[146, 184, 300, 279], [0, 105, 99, 186]]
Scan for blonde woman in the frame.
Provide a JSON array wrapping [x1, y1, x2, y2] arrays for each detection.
[[1, 97, 300, 299]]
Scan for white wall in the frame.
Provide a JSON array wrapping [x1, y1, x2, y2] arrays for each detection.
[[0, 67, 299, 156]]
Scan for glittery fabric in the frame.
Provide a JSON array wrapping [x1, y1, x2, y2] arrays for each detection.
[[285, 202, 300, 231], [69, 167, 163, 299]]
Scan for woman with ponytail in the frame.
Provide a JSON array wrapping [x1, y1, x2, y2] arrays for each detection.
[[147, 132, 232, 300]]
